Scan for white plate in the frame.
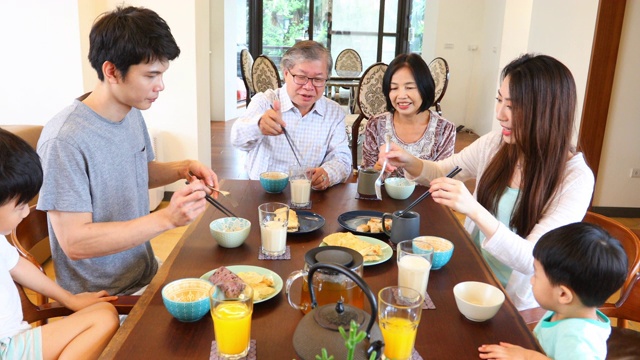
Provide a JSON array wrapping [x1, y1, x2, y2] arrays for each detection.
[[320, 235, 393, 266], [200, 265, 283, 304]]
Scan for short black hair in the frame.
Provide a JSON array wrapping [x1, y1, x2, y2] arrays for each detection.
[[382, 53, 435, 114], [0, 128, 43, 206], [533, 222, 628, 307], [88, 6, 180, 81]]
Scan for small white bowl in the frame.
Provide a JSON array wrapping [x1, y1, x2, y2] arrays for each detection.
[[384, 177, 416, 200], [209, 217, 251, 248], [453, 281, 505, 322]]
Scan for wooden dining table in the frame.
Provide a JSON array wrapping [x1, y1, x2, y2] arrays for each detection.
[[99, 179, 539, 359]]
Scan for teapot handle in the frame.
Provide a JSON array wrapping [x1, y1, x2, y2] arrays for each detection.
[[307, 263, 378, 338]]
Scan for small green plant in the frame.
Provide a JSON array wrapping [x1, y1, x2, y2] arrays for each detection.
[[317, 320, 378, 360]]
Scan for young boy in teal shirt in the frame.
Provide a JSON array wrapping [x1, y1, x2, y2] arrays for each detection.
[[479, 222, 628, 359]]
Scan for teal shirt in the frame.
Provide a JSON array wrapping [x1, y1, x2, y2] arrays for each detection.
[[533, 310, 611, 359], [475, 187, 519, 287]]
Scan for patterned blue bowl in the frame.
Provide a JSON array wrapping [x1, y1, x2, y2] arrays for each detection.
[[209, 217, 251, 248], [161, 278, 212, 322], [414, 236, 454, 270], [260, 171, 289, 193]]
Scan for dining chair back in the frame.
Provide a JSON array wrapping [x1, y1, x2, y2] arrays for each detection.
[[335, 48, 363, 75], [428, 57, 450, 116], [8, 205, 137, 325], [252, 55, 282, 94], [583, 212, 640, 360], [345, 62, 388, 170], [240, 49, 256, 105]]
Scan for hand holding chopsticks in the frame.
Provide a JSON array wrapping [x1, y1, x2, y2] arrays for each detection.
[[397, 166, 462, 217], [184, 180, 238, 218], [268, 94, 304, 167]]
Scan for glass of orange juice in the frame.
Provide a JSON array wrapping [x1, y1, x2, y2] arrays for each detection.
[[210, 282, 253, 359], [378, 286, 423, 360]]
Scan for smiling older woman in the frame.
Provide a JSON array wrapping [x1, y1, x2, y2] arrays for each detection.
[[361, 53, 456, 178]]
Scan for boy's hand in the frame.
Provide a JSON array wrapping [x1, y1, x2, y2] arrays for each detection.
[[479, 342, 550, 360], [63, 290, 118, 312]]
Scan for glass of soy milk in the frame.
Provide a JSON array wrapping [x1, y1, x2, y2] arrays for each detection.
[[258, 202, 289, 256], [289, 166, 312, 208], [397, 239, 434, 299]]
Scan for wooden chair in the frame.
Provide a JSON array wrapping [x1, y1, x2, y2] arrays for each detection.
[[251, 55, 281, 93], [334, 48, 363, 113], [583, 212, 640, 359], [335, 48, 363, 75], [8, 205, 137, 325], [428, 57, 450, 116], [345, 62, 388, 170], [240, 49, 255, 105]]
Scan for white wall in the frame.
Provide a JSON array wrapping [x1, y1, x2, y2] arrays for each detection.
[[0, 1, 212, 193], [210, 0, 240, 121], [593, 1, 640, 208], [0, 0, 83, 125], [526, 0, 598, 139], [422, 0, 487, 130]]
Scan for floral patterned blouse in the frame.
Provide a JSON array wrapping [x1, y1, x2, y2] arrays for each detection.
[[361, 110, 456, 177]]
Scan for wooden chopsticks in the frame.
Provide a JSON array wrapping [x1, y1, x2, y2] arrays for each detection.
[[184, 180, 237, 218], [397, 166, 462, 217]]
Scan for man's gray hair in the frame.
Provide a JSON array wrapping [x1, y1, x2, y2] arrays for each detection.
[[281, 40, 332, 75]]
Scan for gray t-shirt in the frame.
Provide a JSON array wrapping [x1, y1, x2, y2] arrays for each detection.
[[37, 99, 158, 295]]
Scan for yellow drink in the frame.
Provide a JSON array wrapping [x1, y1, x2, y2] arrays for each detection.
[[380, 317, 418, 360], [212, 302, 252, 356]]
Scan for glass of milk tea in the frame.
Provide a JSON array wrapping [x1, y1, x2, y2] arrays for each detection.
[[258, 202, 289, 256], [289, 166, 312, 208]]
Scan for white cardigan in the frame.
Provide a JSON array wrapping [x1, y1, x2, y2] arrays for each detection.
[[407, 131, 595, 310]]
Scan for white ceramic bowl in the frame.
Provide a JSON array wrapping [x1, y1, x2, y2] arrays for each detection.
[[453, 281, 505, 322], [209, 217, 251, 248], [384, 177, 416, 200], [161, 278, 212, 322]]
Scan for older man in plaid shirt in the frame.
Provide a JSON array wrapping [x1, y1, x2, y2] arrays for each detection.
[[231, 41, 351, 190]]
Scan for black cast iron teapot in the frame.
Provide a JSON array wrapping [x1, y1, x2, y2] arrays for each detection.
[[292, 263, 384, 360]]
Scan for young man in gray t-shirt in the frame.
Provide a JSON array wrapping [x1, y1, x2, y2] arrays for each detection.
[[37, 6, 218, 295]]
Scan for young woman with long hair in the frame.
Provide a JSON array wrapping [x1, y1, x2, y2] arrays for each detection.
[[380, 54, 594, 310]]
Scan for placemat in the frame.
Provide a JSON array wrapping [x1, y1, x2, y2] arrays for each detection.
[[380, 349, 423, 360], [258, 246, 291, 260], [423, 292, 435, 310], [289, 201, 312, 210], [355, 193, 381, 200], [210, 339, 256, 360]]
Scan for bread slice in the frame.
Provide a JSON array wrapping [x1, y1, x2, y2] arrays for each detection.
[[275, 208, 299, 231]]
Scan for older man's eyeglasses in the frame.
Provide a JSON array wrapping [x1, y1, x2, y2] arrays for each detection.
[[289, 72, 327, 87]]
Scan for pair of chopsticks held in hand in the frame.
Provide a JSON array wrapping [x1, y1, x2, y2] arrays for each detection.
[[269, 95, 303, 167], [186, 172, 237, 218]]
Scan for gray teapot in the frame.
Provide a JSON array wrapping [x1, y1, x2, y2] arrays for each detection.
[[292, 263, 384, 360]]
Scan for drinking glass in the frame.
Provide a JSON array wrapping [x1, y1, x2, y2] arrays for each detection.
[[397, 239, 434, 298], [289, 166, 311, 208], [210, 283, 254, 359], [258, 202, 288, 256], [378, 286, 423, 360]]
